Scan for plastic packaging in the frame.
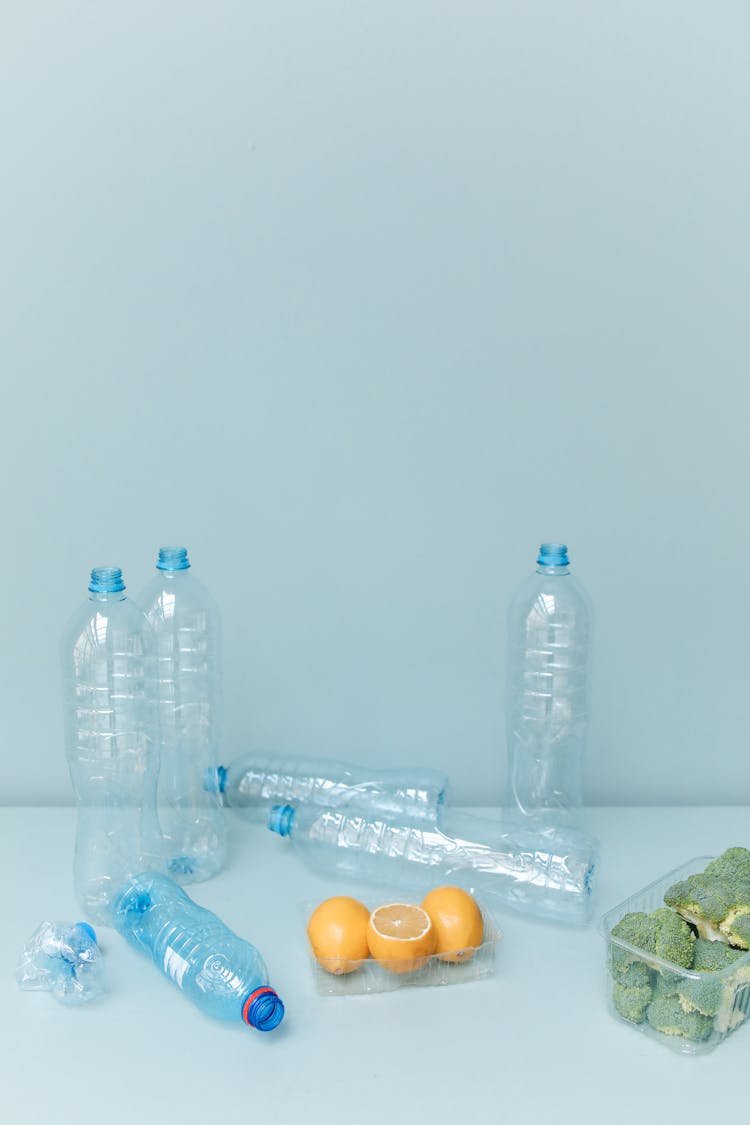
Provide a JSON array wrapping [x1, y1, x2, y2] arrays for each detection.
[[210, 750, 449, 824], [62, 566, 164, 924], [112, 872, 284, 1030], [269, 804, 597, 924], [504, 542, 593, 827], [16, 921, 104, 1004], [140, 547, 227, 883], [601, 857, 750, 1055], [304, 891, 502, 996]]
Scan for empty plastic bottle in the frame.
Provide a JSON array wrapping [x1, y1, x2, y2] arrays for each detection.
[[209, 751, 449, 823], [140, 547, 227, 883], [16, 921, 104, 1004], [504, 543, 594, 827], [62, 566, 164, 924], [268, 804, 597, 924], [112, 872, 284, 1030]]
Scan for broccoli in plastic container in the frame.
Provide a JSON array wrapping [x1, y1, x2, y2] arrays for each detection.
[[604, 848, 750, 1052]]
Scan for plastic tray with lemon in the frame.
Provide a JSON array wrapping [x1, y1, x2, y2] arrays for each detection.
[[305, 885, 502, 995]]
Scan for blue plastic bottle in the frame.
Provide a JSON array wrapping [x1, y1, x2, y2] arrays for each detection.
[[112, 872, 284, 1031], [504, 543, 594, 827], [209, 750, 449, 823], [268, 804, 597, 924], [139, 547, 227, 883], [61, 566, 164, 924]]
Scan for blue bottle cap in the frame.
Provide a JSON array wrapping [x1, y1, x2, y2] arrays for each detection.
[[268, 805, 295, 837], [536, 543, 569, 567], [156, 546, 191, 571], [203, 765, 227, 794], [89, 567, 126, 593], [242, 987, 284, 1031], [74, 923, 97, 945]]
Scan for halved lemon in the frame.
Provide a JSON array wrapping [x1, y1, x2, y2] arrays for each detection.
[[421, 885, 484, 963], [307, 895, 371, 975], [366, 902, 437, 974]]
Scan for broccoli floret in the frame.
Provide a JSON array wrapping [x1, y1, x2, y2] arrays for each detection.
[[610, 908, 694, 979], [677, 938, 748, 1018], [646, 992, 714, 1042], [704, 847, 750, 884], [664, 874, 732, 941], [651, 907, 695, 967], [613, 978, 653, 1023], [665, 850, 750, 948]]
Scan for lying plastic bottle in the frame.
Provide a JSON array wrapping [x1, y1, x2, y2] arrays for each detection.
[[111, 872, 284, 1031], [16, 921, 104, 1004], [208, 751, 449, 824], [269, 804, 597, 924]]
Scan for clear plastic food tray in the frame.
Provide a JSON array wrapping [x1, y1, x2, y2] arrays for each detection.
[[600, 856, 750, 1054], [304, 895, 502, 996]]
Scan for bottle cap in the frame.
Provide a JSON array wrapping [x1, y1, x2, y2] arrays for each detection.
[[536, 543, 569, 567], [88, 567, 125, 593], [242, 987, 285, 1031], [156, 546, 191, 571], [268, 805, 295, 837], [203, 765, 227, 794], [74, 923, 97, 944]]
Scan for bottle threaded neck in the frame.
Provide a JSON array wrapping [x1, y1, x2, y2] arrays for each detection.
[[156, 546, 191, 571], [268, 804, 295, 836], [89, 567, 126, 593], [536, 543, 569, 568]]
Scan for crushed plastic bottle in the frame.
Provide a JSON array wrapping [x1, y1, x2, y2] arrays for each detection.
[[269, 804, 597, 924], [140, 547, 227, 883], [112, 872, 284, 1030], [16, 921, 105, 1004], [209, 750, 449, 824]]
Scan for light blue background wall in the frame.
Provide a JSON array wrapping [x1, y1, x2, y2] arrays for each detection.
[[1, 1, 748, 806]]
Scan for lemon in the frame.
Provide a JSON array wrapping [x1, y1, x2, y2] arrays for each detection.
[[307, 896, 371, 975], [366, 902, 437, 974], [420, 885, 484, 963]]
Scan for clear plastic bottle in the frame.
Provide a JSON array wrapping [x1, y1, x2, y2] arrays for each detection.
[[268, 804, 597, 924], [111, 872, 284, 1030], [62, 567, 164, 924], [209, 751, 449, 824], [139, 547, 227, 883], [504, 543, 594, 827], [16, 921, 104, 1004]]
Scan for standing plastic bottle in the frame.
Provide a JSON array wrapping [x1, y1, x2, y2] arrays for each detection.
[[268, 804, 597, 924], [139, 547, 227, 883], [209, 750, 449, 824], [112, 872, 284, 1031], [504, 543, 593, 827], [62, 567, 164, 925]]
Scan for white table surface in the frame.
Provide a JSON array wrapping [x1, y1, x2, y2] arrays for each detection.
[[1, 805, 748, 1125]]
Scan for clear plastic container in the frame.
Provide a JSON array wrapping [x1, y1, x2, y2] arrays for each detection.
[[601, 857, 750, 1054], [303, 892, 502, 996]]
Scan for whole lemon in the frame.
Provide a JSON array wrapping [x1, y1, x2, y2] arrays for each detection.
[[421, 886, 484, 963], [307, 896, 371, 975]]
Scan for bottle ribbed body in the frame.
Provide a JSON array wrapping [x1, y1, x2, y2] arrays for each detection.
[[504, 548, 593, 826], [271, 805, 596, 923], [140, 556, 227, 883], [217, 751, 448, 823], [62, 575, 164, 924], [111, 873, 283, 1029]]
